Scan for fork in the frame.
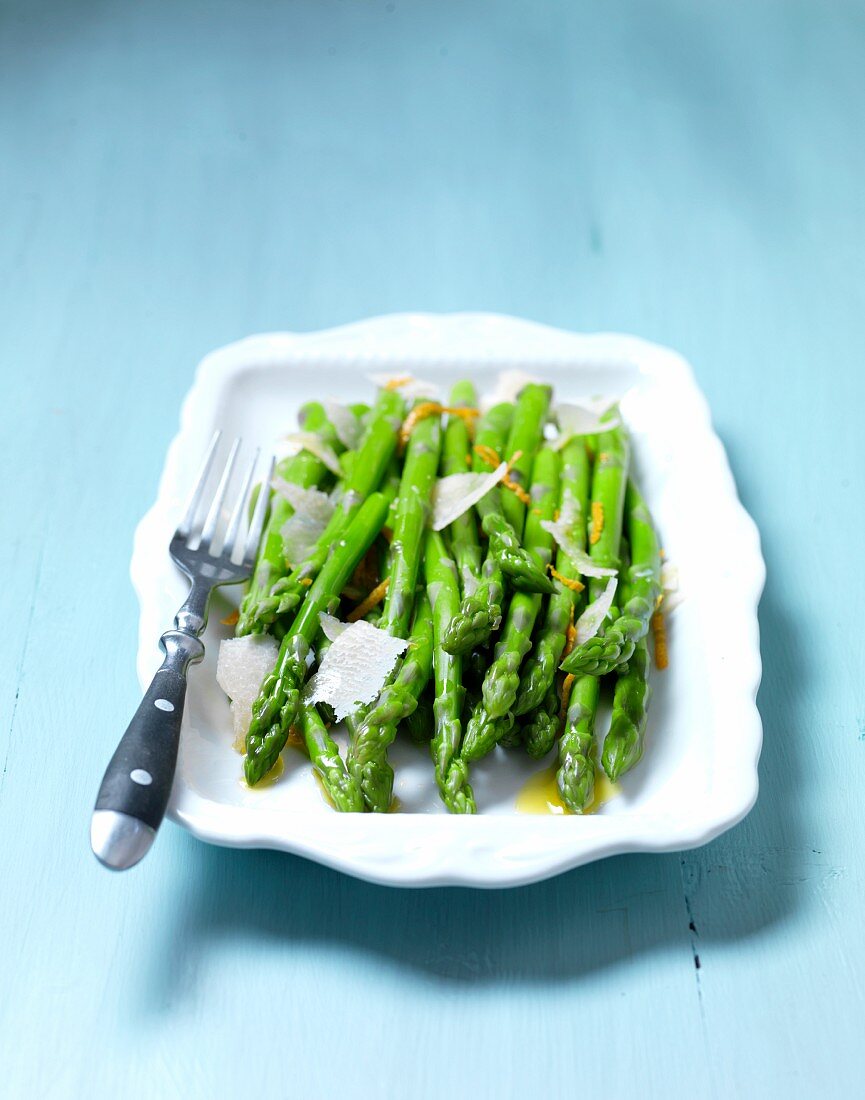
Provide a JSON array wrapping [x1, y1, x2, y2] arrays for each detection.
[[91, 433, 274, 871]]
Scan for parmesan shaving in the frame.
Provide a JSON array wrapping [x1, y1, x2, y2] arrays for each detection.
[[305, 620, 409, 721], [480, 369, 543, 411], [275, 483, 335, 563], [324, 401, 364, 449], [551, 399, 621, 448], [660, 560, 685, 613], [271, 479, 332, 515], [661, 560, 679, 595], [575, 577, 618, 645], [216, 635, 279, 744], [368, 372, 441, 400], [430, 464, 508, 530], [318, 612, 348, 642], [280, 432, 344, 476], [540, 519, 617, 578], [559, 492, 581, 530]]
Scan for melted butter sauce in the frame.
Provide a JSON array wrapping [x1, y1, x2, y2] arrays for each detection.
[[516, 765, 619, 815], [312, 770, 337, 809], [240, 754, 286, 790]]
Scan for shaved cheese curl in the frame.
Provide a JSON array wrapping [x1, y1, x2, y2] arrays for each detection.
[[430, 464, 508, 531], [575, 578, 618, 645], [305, 620, 408, 721]]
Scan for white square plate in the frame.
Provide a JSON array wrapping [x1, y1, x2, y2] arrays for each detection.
[[131, 313, 764, 887]]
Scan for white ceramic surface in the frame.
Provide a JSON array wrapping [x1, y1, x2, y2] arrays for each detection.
[[130, 313, 765, 887]]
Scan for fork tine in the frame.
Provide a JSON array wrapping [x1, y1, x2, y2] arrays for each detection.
[[223, 448, 259, 562], [177, 431, 221, 537], [243, 455, 275, 564], [198, 437, 242, 554]]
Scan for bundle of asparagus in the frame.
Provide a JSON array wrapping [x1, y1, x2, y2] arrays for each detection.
[[217, 374, 665, 814]]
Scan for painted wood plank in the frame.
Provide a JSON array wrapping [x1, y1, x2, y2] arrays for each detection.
[[1, 1, 864, 1097]]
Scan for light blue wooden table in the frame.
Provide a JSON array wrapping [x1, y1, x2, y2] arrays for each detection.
[[2, 2, 863, 1096]]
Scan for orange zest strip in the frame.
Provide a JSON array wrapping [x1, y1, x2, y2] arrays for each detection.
[[220, 609, 240, 626], [399, 402, 443, 446], [450, 406, 481, 435], [561, 603, 578, 661], [502, 474, 531, 506], [471, 443, 531, 503], [559, 672, 576, 724], [549, 564, 585, 594], [347, 577, 390, 623], [500, 448, 530, 505], [473, 443, 502, 469], [651, 609, 668, 670], [590, 500, 604, 545], [384, 375, 413, 391], [399, 403, 478, 448]]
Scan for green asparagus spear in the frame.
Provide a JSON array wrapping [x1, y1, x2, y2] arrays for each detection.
[[560, 478, 660, 676], [602, 636, 651, 780], [346, 406, 442, 810], [481, 511, 556, 594], [379, 401, 442, 636], [514, 437, 591, 714], [442, 382, 484, 601], [522, 683, 561, 759], [382, 455, 402, 531], [297, 633, 365, 811], [337, 403, 371, 482], [474, 395, 555, 592], [442, 400, 556, 654], [557, 673, 600, 812], [268, 388, 405, 617], [243, 492, 389, 786], [350, 590, 435, 812], [441, 402, 511, 654], [479, 447, 559, 719], [585, 417, 630, 591], [424, 530, 476, 813], [499, 382, 552, 535], [461, 447, 559, 760], [298, 703, 364, 812], [237, 402, 341, 635], [462, 708, 515, 759]]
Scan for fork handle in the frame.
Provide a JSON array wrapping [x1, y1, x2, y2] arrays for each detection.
[[91, 630, 204, 870]]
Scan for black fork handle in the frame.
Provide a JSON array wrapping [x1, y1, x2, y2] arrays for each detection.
[[90, 630, 203, 870]]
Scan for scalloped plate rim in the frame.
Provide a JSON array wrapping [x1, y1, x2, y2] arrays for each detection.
[[129, 312, 765, 888]]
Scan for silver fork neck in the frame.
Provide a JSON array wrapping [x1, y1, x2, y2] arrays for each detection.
[[174, 578, 210, 636]]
